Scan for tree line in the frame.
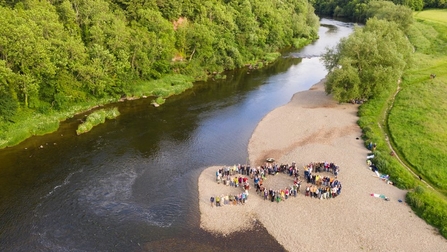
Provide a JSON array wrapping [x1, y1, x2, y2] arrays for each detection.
[[312, 0, 446, 17], [0, 0, 319, 125]]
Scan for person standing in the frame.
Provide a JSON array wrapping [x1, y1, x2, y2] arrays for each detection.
[[241, 192, 246, 204], [216, 196, 221, 206]]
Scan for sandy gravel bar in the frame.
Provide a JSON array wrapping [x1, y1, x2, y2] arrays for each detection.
[[198, 79, 447, 251]]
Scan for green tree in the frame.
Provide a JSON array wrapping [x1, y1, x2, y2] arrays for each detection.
[[0, 60, 18, 121], [325, 58, 361, 101], [366, 1, 413, 31], [185, 23, 216, 66], [323, 18, 413, 101], [136, 8, 176, 77], [0, 5, 57, 108]]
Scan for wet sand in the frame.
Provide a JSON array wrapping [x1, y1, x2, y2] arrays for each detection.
[[198, 79, 447, 251]]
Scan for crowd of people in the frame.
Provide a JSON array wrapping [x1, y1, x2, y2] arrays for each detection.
[[210, 192, 249, 207], [302, 162, 343, 198], [210, 161, 343, 207]]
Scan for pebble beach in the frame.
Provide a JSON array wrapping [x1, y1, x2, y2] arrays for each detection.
[[198, 79, 447, 251]]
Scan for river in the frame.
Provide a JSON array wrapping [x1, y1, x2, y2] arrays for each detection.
[[0, 18, 354, 251]]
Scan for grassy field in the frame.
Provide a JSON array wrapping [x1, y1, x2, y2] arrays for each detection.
[[414, 9, 447, 25], [358, 9, 447, 238], [385, 10, 447, 237], [388, 17, 447, 193]]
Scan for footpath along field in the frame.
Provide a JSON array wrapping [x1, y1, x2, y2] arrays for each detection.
[[379, 8, 447, 237]]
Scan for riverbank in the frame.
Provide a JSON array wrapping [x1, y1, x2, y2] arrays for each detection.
[[198, 79, 447, 251], [0, 54, 289, 149]]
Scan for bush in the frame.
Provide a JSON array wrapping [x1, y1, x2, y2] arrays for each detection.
[[0, 91, 18, 121], [76, 108, 120, 135], [293, 38, 311, 49], [155, 97, 165, 105], [86, 109, 106, 125], [152, 88, 171, 97], [263, 52, 281, 64], [105, 107, 120, 120], [76, 121, 93, 135]]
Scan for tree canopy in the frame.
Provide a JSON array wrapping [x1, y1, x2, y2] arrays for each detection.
[[0, 0, 319, 124], [322, 17, 413, 102]]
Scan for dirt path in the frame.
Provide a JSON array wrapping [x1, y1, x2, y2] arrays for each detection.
[[380, 80, 434, 190]]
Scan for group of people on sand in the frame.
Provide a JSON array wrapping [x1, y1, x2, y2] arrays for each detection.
[[216, 169, 251, 190], [304, 180, 342, 199], [255, 161, 301, 178], [260, 181, 301, 203], [302, 162, 343, 199], [255, 162, 342, 202], [211, 161, 342, 206], [303, 161, 340, 179], [211, 166, 252, 207], [210, 191, 249, 207]]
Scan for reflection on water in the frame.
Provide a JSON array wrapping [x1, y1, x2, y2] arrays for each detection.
[[288, 19, 355, 59], [0, 18, 353, 251]]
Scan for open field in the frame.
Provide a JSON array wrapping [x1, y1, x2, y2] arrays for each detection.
[[382, 10, 447, 237], [389, 16, 447, 194], [414, 9, 447, 25]]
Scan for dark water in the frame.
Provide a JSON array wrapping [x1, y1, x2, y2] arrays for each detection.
[[0, 19, 353, 251]]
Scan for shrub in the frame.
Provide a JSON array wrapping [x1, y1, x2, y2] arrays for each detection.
[[155, 97, 165, 105], [105, 107, 120, 120], [263, 52, 281, 63], [76, 121, 93, 135], [76, 108, 120, 135]]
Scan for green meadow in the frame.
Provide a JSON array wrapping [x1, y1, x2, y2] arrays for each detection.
[[414, 9, 447, 25], [389, 12, 447, 193], [359, 10, 447, 237]]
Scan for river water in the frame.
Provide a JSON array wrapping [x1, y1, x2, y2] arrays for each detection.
[[0, 19, 353, 251]]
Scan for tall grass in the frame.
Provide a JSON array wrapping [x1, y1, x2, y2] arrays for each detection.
[[407, 186, 447, 237], [76, 107, 120, 135], [0, 31, 315, 149], [127, 74, 194, 98], [0, 74, 193, 147], [0, 110, 60, 148]]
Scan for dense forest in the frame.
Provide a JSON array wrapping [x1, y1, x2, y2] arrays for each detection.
[[0, 0, 319, 147]]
